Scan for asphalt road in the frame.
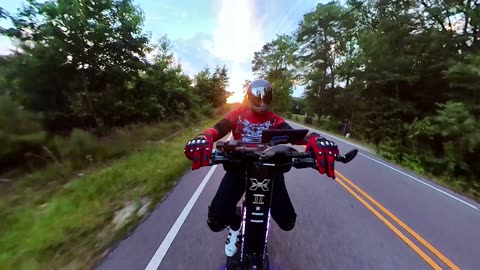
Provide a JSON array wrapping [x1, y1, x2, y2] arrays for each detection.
[[95, 121, 480, 270]]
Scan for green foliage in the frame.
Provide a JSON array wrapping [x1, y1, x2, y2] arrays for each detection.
[[0, 118, 218, 270], [252, 0, 480, 197], [192, 65, 231, 108], [1, 0, 151, 131], [290, 98, 306, 115], [408, 102, 480, 186], [51, 129, 97, 170], [0, 95, 47, 169], [316, 115, 342, 133], [0, 3, 232, 175], [252, 34, 298, 113], [305, 116, 313, 124]]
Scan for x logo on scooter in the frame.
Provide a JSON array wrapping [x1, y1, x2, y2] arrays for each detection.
[[250, 178, 270, 191]]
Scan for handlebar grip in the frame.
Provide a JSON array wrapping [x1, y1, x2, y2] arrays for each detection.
[[335, 149, 358, 163], [292, 158, 316, 168]]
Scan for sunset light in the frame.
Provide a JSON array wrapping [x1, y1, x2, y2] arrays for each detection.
[[227, 88, 245, 104]]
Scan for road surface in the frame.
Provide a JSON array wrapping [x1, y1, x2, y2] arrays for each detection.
[[95, 121, 480, 270]]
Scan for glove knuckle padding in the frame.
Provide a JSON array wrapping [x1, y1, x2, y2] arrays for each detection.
[[305, 134, 338, 179], [186, 134, 213, 170]]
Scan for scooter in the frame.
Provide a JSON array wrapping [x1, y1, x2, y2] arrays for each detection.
[[210, 129, 358, 270]]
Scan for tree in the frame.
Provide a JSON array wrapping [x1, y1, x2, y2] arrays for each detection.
[[131, 36, 195, 121], [192, 65, 231, 108], [211, 65, 231, 107], [252, 0, 480, 193], [1, 0, 151, 131], [296, 2, 347, 117], [252, 34, 298, 112]]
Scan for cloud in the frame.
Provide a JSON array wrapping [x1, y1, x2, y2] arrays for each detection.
[[207, 0, 265, 65], [172, 33, 224, 76], [169, 0, 298, 103], [171, 30, 259, 103], [200, 0, 268, 102]]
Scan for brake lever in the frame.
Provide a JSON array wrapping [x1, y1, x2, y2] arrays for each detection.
[[336, 149, 358, 164]]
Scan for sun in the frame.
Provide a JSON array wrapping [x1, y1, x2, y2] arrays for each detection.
[[227, 89, 245, 104]]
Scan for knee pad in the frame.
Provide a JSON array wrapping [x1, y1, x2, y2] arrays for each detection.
[[277, 214, 296, 231], [207, 206, 227, 232]]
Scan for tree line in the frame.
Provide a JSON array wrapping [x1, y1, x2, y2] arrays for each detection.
[[253, 0, 479, 195], [0, 0, 231, 172]]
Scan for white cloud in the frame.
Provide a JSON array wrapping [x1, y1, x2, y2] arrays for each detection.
[[208, 0, 265, 64], [172, 33, 224, 75], [206, 0, 267, 102]]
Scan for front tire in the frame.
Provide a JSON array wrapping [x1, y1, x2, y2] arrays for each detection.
[[226, 251, 242, 270]]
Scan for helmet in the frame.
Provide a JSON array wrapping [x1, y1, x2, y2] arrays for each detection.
[[246, 79, 273, 114]]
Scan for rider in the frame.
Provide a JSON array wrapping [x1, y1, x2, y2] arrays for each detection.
[[184, 79, 340, 257]]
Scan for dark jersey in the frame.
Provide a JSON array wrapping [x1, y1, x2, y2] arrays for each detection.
[[203, 105, 293, 143]]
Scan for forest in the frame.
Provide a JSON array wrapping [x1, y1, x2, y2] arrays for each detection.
[[252, 0, 480, 197], [0, 0, 479, 268], [0, 1, 234, 268], [0, 0, 231, 175]]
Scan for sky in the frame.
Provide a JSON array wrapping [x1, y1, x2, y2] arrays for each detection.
[[0, 0, 324, 103]]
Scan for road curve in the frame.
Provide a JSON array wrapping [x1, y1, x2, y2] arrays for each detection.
[[95, 122, 480, 270]]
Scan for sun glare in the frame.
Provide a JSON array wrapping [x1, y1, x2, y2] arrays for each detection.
[[227, 89, 245, 104]]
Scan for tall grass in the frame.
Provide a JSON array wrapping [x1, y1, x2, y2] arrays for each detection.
[[0, 118, 218, 270]]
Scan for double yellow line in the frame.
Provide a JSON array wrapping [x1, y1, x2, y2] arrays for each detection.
[[335, 170, 460, 270]]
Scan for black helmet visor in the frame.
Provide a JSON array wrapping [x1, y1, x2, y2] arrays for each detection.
[[248, 86, 272, 106]]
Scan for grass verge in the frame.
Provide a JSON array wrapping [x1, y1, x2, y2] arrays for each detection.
[[286, 114, 480, 203], [0, 118, 219, 270]]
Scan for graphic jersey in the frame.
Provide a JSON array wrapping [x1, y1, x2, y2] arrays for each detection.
[[223, 106, 288, 143]]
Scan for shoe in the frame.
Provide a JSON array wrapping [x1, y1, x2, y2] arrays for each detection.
[[225, 226, 241, 257]]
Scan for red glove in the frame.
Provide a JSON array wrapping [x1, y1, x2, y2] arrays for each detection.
[[305, 133, 339, 179], [184, 134, 213, 170]]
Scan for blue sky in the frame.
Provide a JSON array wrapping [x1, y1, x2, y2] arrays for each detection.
[[0, 0, 324, 102]]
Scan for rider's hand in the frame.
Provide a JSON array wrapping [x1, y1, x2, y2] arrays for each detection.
[[305, 133, 339, 179], [184, 134, 213, 170]]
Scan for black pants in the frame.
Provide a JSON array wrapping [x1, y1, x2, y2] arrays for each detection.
[[207, 170, 297, 232]]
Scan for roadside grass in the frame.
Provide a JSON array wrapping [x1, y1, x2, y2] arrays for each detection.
[[1, 121, 190, 214], [286, 114, 480, 202], [0, 118, 219, 270]]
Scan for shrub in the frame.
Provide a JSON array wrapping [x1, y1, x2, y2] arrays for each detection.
[[52, 129, 97, 170], [305, 116, 313, 124], [0, 95, 47, 171]]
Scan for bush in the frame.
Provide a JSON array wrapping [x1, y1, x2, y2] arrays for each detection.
[[377, 139, 404, 164], [0, 95, 47, 171], [305, 116, 313, 124], [316, 115, 342, 133], [408, 102, 480, 185], [52, 129, 98, 170]]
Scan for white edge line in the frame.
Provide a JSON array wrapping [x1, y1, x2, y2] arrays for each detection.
[[359, 153, 478, 210], [144, 134, 232, 270], [144, 165, 217, 270], [287, 120, 479, 211]]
